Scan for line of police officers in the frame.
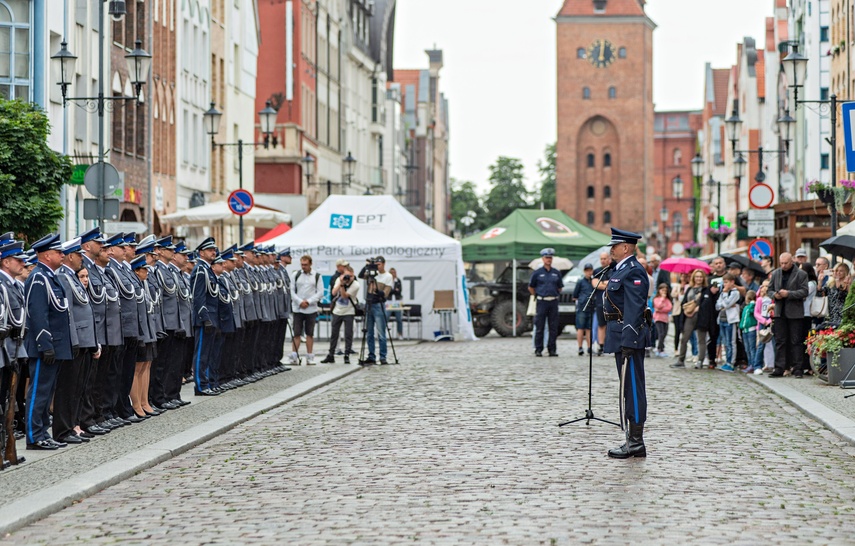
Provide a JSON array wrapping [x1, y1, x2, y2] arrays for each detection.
[[0, 228, 293, 460]]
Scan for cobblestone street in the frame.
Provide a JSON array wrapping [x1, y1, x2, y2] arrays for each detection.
[[7, 336, 855, 544]]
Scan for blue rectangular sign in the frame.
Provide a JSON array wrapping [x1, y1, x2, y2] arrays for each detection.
[[843, 102, 855, 173]]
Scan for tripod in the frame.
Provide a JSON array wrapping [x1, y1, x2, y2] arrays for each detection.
[[558, 265, 621, 428], [357, 274, 400, 365]]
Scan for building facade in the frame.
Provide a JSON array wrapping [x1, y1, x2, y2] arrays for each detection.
[[555, 0, 655, 234]]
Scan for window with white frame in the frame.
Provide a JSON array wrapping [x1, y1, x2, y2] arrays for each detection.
[[0, 0, 31, 101]]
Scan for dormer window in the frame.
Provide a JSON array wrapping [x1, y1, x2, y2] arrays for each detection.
[[593, 0, 606, 13]]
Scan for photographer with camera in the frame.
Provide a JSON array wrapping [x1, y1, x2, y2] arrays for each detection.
[[320, 265, 360, 364], [359, 256, 393, 365]]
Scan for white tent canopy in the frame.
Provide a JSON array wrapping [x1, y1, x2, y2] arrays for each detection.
[[265, 195, 476, 341], [160, 201, 291, 228]]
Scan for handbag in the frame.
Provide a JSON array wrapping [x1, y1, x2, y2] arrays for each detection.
[[758, 324, 773, 344], [526, 295, 537, 317], [681, 300, 698, 317], [810, 296, 828, 318]]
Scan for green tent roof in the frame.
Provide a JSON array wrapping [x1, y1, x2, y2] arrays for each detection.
[[462, 209, 611, 263]]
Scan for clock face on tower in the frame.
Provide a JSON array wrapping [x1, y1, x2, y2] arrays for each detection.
[[587, 39, 615, 68]]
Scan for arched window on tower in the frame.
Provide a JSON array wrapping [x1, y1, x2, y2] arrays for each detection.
[[604, 185, 612, 198], [583, 87, 591, 100], [673, 148, 682, 165], [603, 153, 611, 167], [586, 153, 595, 168], [603, 211, 612, 224], [609, 86, 617, 99], [619, 47, 627, 59], [577, 48, 586, 59], [587, 185, 595, 199], [586, 211, 595, 226]]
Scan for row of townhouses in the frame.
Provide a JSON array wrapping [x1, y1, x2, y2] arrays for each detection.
[[11, 0, 450, 244]]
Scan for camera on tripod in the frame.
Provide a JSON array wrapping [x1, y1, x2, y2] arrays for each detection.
[[364, 257, 381, 278]]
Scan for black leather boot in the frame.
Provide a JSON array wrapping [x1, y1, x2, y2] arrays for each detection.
[[608, 423, 646, 459]]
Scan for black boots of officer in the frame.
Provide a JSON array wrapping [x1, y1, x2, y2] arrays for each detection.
[[608, 422, 646, 459]]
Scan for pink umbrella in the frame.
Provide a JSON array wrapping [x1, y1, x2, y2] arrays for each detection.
[[659, 257, 711, 275]]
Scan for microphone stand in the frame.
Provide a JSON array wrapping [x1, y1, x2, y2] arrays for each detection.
[[558, 264, 621, 428]]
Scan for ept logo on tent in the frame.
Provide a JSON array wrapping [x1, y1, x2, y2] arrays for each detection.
[[330, 214, 386, 230]]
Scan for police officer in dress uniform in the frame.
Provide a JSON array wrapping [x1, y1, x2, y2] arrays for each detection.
[[529, 248, 564, 357], [602, 228, 650, 459], [78, 227, 114, 436], [218, 249, 241, 388], [236, 242, 260, 381], [191, 237, 221, 395], [93, 233, 126, 430], [164, 242, 192, 407], [0, 239, 27, 465], [23, 233, 73, 450], [53, 238, 97, 445]]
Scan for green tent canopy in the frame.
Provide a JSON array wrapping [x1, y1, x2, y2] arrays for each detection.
[[462, 209, 611, 263]]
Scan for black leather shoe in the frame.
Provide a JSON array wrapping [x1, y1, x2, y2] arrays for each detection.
[[79, 431, 95, 439], [116, 417, 132, 426], [320, 355, 335, 364], [126, 415, 143, 424], [173, 399, 191, 407], [161, 401, 179, 410], [361, 359, 377, 366], [195, 389, 217, 396], [380, 359, 389, 365], [548, 353, 558, 357], [59, 434, 84, 444], [769, 370, 785, 377], [535, 351, 543, 357], [84, 426, 108, 435], [26, 439, 59, 451]]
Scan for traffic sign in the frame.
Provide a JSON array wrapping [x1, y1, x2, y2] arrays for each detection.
[[102, 221, 148, 235], [843, 102, 855, 172], [83, 162, 122, 197], [748, 183, 775, 209], [83, 198, 119, 221], [747, 221, 774, 237], [748, 238, 773, 261], [228, 189, 254, 216]]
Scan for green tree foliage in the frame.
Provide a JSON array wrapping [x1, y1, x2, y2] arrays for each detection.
[[0, 99, 71, 243], [450, 178, 487, 235], [536, 142, 556, 209], [482, 156, 530, 226]]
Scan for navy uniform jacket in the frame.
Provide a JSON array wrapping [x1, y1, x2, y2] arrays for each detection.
[[0, 270, 27, 360], [529, 266, 563, 297], [191, 260, 220, 329], [217, 275, 236, 333], [24, 262, 73, 361], [57, 265, 97, 349], [107, 258, 141, 340], [602, 255, 650, 353]]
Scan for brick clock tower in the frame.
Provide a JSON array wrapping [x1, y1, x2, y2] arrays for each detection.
[[556, 0, 655, 234]]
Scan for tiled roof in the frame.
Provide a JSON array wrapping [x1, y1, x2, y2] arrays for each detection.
[[756, 50, 765, 99], [711, 68, 730, 116], [558, 0, 645, 16]]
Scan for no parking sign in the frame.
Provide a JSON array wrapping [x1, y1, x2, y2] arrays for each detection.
[[749, 238, 773, 261]]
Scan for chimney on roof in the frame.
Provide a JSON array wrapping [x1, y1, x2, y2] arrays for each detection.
[[593, 0, 607, 11]]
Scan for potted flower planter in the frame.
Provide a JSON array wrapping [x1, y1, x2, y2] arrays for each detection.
[[707, 232, 730, 243], [826, 348, 855, 386], [816, 189, 837, 205]]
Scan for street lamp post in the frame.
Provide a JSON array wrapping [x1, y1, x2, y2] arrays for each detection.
[[783, 42, 845, 238], [302, 152, 315, 191], [203, 100, 279, 245], [303, 151, 357, 197], [51, 1, 152, 229], [660, 207, 669, 255], [691, 152, 704, 245]]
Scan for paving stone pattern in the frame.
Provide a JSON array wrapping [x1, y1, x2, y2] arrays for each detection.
[[7, 338, 855, 544]]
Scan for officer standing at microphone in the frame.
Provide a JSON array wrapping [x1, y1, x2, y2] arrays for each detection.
[[602, 228, 650, 459], [528, 248, 563, 357]]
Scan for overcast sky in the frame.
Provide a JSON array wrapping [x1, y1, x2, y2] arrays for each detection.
[[393, 0, 774, 192]]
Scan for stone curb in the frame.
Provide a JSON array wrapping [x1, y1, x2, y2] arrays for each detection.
[[748, 374, 855, 446], [0, 364, 361, 537]]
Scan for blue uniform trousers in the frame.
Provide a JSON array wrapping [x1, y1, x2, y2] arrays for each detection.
[[534, 299, 559, 353], [26, 357, 63, 443], [615, 348, 647, 425], [194, 327, 224, 390]]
